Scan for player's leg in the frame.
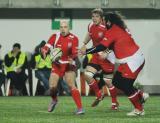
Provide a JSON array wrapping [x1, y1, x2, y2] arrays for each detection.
[[48, 65, 60, 112], [99, 59, 119, 110], [84, 64, 103, 101], [90, 72, 105, 107], [103, 73, 119, 110], [112, 71, 147, 116], [64, 71, 84, 115]]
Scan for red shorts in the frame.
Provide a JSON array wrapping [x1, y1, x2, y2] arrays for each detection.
[[117, 62, 145, 79], [90, 53, 114, 73], [51, 63, 76, 77]]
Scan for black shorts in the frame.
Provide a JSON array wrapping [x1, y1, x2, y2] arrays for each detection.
[[112, 71, 137, 96]]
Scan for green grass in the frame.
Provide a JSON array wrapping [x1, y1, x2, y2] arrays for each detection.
[[0, 96, 159, 123]]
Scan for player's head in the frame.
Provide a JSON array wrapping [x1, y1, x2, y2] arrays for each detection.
[[91, 8, 104, 25], [12, 43, 21, 53], [60, 20, 70, 36], [104, 11, 127, 30]]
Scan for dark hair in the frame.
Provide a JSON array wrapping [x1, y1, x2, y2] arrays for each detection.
[[39, 40, 46, 47], [13, 43, 21, 49], [91, 8, 104, 18], [34, 40, 46, 54], [104, 11, 127, 30]]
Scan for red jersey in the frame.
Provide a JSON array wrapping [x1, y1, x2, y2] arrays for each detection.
[[101, 24, 139, 59], [47, 32, 78, 61], [88, 22, 115, 73], [88, 22, 106, 46]]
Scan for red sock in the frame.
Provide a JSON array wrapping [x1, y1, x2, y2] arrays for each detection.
[[51, 96, 57, 101], [89, 79, 101, 98], [137, 90, 143, 99], [71, 88, 82, 109], [50, 88, 58, 101], [109, 86, 117, 104], [128, 92, 143, 111]]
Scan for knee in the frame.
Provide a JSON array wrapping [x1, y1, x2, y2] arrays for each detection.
[[112, 80, 119, 88], [84, 71, 95, 79], [113, 80, 136, 96], [104, 79, 112, 88], [65, 78, 75, 90]]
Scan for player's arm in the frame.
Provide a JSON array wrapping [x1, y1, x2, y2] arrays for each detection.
[[41, 34, 56, 58], [86, 31, 115, 54], [80, 32, 91, 55], [83, 32, 91, 46], [86, 44, 107, 54], [68, 37, 79, 65], [71, 37, 79, 59]]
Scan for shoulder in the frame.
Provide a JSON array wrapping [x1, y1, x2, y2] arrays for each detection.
[[20, 52, 26, 55], [69, 33, 78, 41], [112, 24, 123, 32], [88, 22, 94, 31], [19, 52, 26, 58], [99, 24, 105, 29], [49, 33, 57, 40], [6, 52, 12, 57], [48, 33, 58, 43], [88, 22, 94, 28]]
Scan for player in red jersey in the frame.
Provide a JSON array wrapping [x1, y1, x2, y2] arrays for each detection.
[[83, 11, 149, 116], [41, 20, 84, 115], [80, 8, 119, 109]]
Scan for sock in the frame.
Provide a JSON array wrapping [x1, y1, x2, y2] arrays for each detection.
[[138, 90, 143, 99], [128, 91, 143, 111], [109, 86, 118, 104], [71, 88, 82, 109], [51, 96, 57, 101], [89, 79, 101, 98], [50, 88, 58, 101]]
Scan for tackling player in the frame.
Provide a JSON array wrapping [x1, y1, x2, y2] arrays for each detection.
[[84, 11, 149, 116]]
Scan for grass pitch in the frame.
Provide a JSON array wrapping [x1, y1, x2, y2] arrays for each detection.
[[0, 96, 159, 123]]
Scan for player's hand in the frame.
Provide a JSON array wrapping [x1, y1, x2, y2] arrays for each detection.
[[12, 51, 18, 57], [79, 45, 87, 56], [80, 45, 87, 54], [16, 68, 22, 73]]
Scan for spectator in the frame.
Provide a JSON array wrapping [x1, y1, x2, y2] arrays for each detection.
[[4, 43, 28, 96], [0, 44, 5, 95], [31, 41, 51, 94]]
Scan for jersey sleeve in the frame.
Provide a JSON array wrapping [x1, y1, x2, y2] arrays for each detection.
[[47, 34, 56, 47], [41, 34, 56, 54], [71, 36, 79, 59], [100, 31, 114, 47], [88, 22, 93, 33]]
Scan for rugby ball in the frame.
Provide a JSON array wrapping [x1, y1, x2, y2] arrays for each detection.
[[50, 48, 62, 62]]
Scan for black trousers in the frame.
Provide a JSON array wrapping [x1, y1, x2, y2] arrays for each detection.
[[7, 71, 27, 91], [0, 72, 5, 87], [112, 71, 137, 96]]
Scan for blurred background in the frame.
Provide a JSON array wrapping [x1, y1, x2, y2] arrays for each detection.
[[0, 0, 160, 94]]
